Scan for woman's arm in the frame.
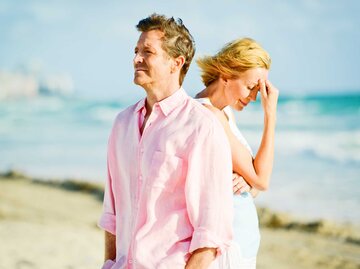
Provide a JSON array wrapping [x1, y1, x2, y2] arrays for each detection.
[[206, 80, 278, 191]]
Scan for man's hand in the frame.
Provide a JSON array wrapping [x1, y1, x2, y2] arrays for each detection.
[[104, 231, 116, 261], [185, 247, 217, 269], [232, 173, 251, 195]]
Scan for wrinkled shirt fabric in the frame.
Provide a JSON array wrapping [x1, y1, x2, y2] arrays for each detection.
[[99, 88, 234, 269]]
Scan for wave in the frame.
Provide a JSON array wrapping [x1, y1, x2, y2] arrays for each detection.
[[87, 106, 122, 124], [240, 128, 360, 165], [278, 93, 360, 114], [276, 130, 360, 164], [1, 94, 359, 166]]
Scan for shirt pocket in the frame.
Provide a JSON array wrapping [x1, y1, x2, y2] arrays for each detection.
[[148, 151, 184, 192]]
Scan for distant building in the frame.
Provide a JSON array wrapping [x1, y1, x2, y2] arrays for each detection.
[[0, 70, 74, 99]]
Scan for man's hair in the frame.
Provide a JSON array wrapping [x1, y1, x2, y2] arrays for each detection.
[[136, 13, 195, 85], [197, 38, 271, 86]]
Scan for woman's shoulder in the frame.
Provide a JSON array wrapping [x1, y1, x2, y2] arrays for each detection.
[[223, 106, 235, 122]]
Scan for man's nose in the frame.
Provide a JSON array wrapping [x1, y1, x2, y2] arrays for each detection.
[[133, 53, 143, 64]]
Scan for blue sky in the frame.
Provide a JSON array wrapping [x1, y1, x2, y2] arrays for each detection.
[[1, 0, 359, 101]]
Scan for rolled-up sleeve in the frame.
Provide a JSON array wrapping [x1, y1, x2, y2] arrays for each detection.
[[98, 129, 116, 235], [185, 121, 234, 255]]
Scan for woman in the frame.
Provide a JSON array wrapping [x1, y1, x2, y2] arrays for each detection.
[[195, 38, 279, 268]]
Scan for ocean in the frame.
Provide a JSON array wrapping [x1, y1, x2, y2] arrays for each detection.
[[0, 93, 359, 224]]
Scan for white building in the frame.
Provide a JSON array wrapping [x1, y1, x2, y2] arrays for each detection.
[[0, 70, 74, 99]]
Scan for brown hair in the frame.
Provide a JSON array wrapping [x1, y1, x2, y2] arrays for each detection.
[[136, 13, 195, 85], [197, 38, 271, 86]]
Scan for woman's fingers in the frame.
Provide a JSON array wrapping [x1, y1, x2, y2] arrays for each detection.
[[232, 173, 240, 193], [259, 79, 279, 116], [265, 79, 272, 91], [233, 179, 241, 192], [238, 184, 251, 194], [232, 174, 241, 193], [234, 189, 243, 195], [259, 79, 267, 99], [265, 80, 279, 96], [233, 174, 251, 194]]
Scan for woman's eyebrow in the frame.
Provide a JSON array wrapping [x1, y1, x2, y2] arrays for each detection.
[[248, 81, 257, 88]]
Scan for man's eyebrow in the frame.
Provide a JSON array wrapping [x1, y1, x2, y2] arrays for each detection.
[[143, 44, 155, 49], [134, 44, 155, 51]]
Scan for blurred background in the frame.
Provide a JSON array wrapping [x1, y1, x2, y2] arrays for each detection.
[[0, 1, 359, 268]]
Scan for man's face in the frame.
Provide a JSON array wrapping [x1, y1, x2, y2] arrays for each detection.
[[133, 30, 174, 89]]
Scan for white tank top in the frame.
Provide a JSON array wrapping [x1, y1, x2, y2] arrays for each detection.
[[196, 97, 253, 156]]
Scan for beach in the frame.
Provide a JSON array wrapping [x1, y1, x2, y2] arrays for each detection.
[[1, 94, 359, 224], [1, 1, 359, 268], [1, 171, 359, 269]]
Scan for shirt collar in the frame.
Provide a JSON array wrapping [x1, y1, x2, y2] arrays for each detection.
[[135, 98, 146, 113], [157, 87, 187, 116], [135, 87, 188, 116]]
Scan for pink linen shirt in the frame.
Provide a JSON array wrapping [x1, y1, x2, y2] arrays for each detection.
[[99, 88, 233, 269]]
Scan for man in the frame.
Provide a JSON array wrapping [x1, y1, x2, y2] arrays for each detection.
[[98, 14, 233, 269]]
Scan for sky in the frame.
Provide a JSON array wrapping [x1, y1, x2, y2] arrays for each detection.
[[1, 0, 360, 101]]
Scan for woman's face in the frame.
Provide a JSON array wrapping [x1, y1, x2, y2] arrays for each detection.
[[224, 68, 269, 111]]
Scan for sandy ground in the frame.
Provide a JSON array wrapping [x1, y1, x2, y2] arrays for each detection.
[[0, 174, 359, 269]]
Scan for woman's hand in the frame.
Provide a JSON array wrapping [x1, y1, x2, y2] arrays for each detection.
[[259, 79, 279, 118], [232, 173, 251, 195]]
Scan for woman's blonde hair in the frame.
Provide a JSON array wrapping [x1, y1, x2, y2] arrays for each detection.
[[197, 38, 271, 86]]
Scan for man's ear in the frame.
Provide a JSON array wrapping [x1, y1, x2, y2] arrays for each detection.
[[171, 56, 185, 73]]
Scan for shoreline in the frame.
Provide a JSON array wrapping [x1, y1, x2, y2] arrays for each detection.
[[1, 170, 359, 268], [2, 170, 358, 239]]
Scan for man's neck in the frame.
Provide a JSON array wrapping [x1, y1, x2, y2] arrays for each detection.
[[140, 83, 180, 136], [144, 83, 181, 113]]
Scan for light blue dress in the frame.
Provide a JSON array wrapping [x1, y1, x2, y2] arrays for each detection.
[[197, 98, 259, 268]]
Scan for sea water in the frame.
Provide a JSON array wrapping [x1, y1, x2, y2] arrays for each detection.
[[238, 93, 360, 224], [0, 93, 359, 223]]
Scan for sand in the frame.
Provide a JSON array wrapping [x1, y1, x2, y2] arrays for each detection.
[[0, 172, 359, 269]]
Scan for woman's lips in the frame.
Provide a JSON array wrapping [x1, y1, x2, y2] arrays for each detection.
[[238, 99, 247, 106]]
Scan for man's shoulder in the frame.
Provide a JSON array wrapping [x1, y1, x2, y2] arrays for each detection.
[[186, 97, 222, 127], [183, 97, 231, 149], [113, 100, 142, 123]]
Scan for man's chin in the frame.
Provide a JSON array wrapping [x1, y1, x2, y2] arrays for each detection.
[[133, 79, 140, 86], [134, 78, 151, 90], [133, 77, 144, 86]]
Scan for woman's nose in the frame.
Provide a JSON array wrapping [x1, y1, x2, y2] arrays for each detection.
[[249, 89, 258, 101]]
